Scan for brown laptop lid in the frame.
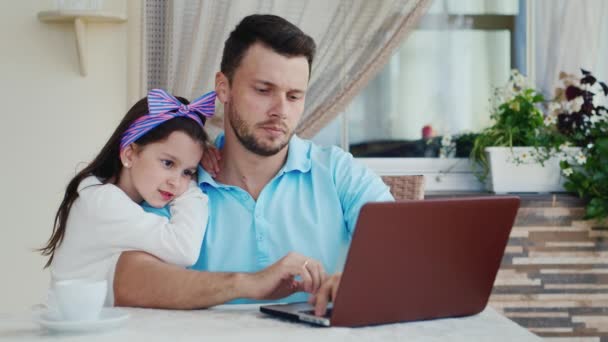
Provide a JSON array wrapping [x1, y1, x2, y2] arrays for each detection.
[[331, 196, 520, 327]]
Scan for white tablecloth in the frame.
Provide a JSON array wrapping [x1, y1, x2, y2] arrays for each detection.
[[0, 305, 541, 341]]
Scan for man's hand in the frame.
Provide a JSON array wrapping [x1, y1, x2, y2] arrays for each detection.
[[201, 145, 222, 178], [242, 252, 327, 300], [308, 273, 341, 316]]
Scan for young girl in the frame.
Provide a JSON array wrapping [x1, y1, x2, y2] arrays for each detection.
[[39, 89, 216, 306]]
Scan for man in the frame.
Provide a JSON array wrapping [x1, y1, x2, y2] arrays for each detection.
[[114, 14, 393, 316]]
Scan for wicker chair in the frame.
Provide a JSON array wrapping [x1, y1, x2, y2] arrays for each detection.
[[381, 175, 425, 200]]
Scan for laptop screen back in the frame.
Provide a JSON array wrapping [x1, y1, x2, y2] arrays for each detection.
[[330, 197, 519, 327]]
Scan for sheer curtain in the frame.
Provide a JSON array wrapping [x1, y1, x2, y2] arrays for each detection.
[[144, 0, 431, 138], [533, 0, 608, 99]]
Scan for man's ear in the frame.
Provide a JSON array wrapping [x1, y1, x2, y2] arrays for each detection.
[[119, 144, 137, 168], [215, 71, 230, 104]]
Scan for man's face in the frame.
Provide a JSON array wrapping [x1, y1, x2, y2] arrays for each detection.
[[223, 43, 309, 156]]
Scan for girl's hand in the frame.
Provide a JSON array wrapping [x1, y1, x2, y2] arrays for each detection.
[[200, 145, 222, 178]]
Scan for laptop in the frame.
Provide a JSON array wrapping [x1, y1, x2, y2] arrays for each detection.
[[260, 196, 520, 327]]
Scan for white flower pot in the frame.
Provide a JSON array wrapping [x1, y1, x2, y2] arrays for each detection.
[[484, 147, 579, 194]]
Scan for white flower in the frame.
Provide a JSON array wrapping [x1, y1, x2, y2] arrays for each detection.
[[593, 93, 608, 108], [575, 152, 587, 165], [558, 153, 569, 162], [548, 102, 561, 114], [544, 115, 557, 126], [498, 87, 517, 103], [441, 134, 452, 147], [587, 143, 594, 149], [512, 74, 526, 89], [590, 82, 604, 93], [562, 168, 574, 176], [559, 142, 571, 150], [564, 96, 584, 113]]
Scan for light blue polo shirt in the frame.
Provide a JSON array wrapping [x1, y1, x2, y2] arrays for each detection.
[[143, 134, 393, 304]]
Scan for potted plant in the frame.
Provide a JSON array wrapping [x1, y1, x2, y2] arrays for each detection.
[[550, 69, 608, 222], [470, 70, 572, 193], [438, 132, 479, 158]]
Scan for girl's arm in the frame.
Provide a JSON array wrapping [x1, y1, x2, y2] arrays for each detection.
[[81, 181, 208, 266]]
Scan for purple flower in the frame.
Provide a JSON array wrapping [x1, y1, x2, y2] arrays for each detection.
[[581, 101, 594, 114], [600, 81, 608, 96], [581, 74, 597, 85], [565, 85, 583, 100]]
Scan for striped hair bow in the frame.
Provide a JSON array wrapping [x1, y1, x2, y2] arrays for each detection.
[[120, 89, 216, 151]]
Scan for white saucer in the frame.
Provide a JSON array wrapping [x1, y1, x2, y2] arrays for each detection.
[[35, 307, 130, 333]]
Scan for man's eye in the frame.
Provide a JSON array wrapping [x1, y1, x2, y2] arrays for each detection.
[[161, 160, 173, 168], [183, 169, 195, 177], [256, 88, 269, 93]]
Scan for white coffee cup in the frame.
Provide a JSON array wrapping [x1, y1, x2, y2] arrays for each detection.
[[52, 279, 107, 321]]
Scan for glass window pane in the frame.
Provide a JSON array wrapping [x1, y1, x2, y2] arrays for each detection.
[[350, 30, 510, 142], [331, 0, 525, 158]]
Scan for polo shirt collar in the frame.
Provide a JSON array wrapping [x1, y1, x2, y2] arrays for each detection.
[[197, 133, 312, 188], [282, 134, 312, 174]]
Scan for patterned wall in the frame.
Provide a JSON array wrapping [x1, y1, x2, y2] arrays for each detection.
[[488, 194, 608, 341]]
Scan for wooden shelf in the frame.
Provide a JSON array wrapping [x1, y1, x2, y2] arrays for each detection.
[[38, 10, 127, 76]]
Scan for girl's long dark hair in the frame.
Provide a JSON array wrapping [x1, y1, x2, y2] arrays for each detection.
[[39, 96, 208, 268]]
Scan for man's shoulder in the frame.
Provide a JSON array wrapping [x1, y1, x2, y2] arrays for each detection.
[[293, 135, 353, 167]]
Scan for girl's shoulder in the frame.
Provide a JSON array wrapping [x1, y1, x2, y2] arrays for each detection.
[[76, 176, 141, 216], [77, 175, 103, 191], [77, 176, 119, 198]]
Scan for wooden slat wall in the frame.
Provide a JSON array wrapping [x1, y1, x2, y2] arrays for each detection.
[[488, 194, 608, 341]]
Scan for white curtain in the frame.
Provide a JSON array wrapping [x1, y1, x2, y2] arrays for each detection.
[[144, 0, 431, 138], [533, 0, 608, 99]]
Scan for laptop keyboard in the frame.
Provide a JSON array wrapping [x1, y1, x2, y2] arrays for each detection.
[[300, 308, 332, 318]]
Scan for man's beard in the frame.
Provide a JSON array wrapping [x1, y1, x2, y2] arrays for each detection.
[[227, 102, 292, 157]]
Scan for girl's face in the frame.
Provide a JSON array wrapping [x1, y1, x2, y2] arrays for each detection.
[[120, 131, 204, 208]]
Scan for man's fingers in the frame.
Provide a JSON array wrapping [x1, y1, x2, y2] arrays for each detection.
[[303, 261, 318, 293], [312, 262, 324, 293], [331, 280, 338, 302], [307, 294, 316, 305], [201, 153, 216, 176], [314, 282, 331, 316], [212, 154, 220, 174], [211, 148, 221, 173], [208, 152, 219, 174], [296, 264, 313, 293], [202, 146, 221, 175]]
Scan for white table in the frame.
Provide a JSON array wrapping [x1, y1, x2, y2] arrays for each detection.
[[1, 305, 541, 341]]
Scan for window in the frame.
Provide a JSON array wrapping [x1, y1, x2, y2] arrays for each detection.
[[312, 0, 528, 191]]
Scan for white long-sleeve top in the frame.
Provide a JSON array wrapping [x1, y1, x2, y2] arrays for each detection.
[[50, 176, 208, 306]]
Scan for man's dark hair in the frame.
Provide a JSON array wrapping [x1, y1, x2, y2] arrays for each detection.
[[220, 14, 316, 82]]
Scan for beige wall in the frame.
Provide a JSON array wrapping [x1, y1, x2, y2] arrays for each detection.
[[0, 0, 129, 310]]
